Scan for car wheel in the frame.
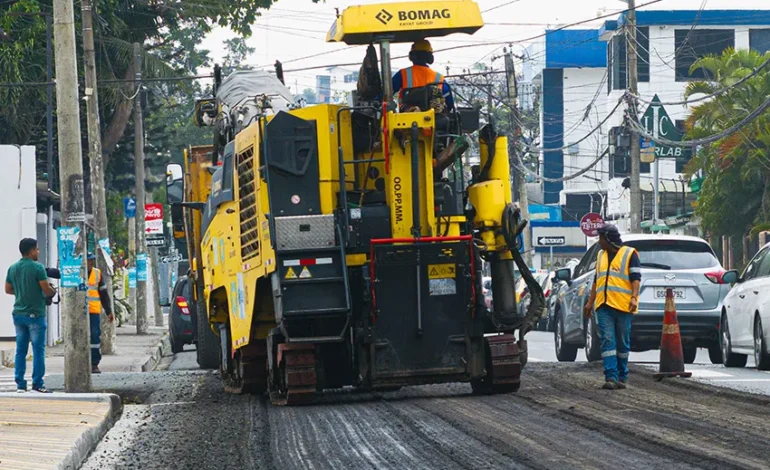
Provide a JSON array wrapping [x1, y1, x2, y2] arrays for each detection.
[[707, 344, 723, 365], [555, 311, 577, 362], [754, 316, 770, 371], [682, 347, 697, 364], [584, 314, 602, 362], [721, 314, 747, 368], [170, 331, 184, 354], [196, 299, 221, 370]]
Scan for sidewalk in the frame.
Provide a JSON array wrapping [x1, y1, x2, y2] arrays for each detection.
[[0, 324, 169, 469], [0, 325, 169, 391], [0, 393, 121, 470]]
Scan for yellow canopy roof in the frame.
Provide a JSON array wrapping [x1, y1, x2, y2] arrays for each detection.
[[326, 0, 483, 45]]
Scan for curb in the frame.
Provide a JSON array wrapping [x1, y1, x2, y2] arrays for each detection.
[[1, 347, 13, 368], [140, 334, 171, 372], [0, 392, 122, 470]]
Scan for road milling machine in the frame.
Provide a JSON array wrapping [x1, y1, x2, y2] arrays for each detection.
[[167, 0, 545, 405]]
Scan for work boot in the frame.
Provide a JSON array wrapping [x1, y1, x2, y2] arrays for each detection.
[[92, 365, 102, 374], [602, 380, 618, 390], [617, 378, 628, 389]]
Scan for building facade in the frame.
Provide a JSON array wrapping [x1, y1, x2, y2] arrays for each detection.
[[527, 10, 770, 235]]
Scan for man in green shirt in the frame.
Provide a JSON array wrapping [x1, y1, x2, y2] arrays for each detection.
[[5, 238, 56, 392]]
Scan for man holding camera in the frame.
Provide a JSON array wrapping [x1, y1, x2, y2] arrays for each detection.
[[5, 238, 56, 393]]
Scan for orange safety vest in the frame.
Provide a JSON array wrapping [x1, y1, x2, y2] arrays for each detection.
[[398, 65, 444, 100], [594, 246, 638, 313], [87, 268, 102, 314]]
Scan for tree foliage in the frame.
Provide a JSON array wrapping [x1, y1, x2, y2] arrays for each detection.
[[451, 63, 541, 172], [683, 48, 770, 240]]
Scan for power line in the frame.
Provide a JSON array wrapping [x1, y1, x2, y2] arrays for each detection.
[[482, 0, 523, 14], [627, 92, 770, 147], [282, 0, 664, 74]]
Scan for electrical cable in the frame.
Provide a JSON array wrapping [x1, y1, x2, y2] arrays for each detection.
[[627, 92, 770, 147]]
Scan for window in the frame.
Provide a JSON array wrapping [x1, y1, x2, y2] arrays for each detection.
[[607, 41, 613, 94], [343, 71, 360, 83], [675, 29, 735, 82], [610, 27, 648, 91], [575, 244, 599, 278], [742, 247, 769, 281], [637, 27, 650, 83], [625, 239, 720, 270], [750, 29, 770, 55], [611, 33, 626, 90]]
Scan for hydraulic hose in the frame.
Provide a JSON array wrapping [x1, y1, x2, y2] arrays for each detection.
[[501, 204, 546, 338]]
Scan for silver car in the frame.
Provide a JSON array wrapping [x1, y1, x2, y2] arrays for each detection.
[[553, 234, 730, 364]]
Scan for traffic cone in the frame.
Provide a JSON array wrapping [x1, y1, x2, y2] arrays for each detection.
[[654, 288, 692, 380]]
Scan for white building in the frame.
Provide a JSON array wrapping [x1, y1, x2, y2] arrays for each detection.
[[601, 9, 770, 232], [0, 146, 61, 345], [527, 10, 770, 235], [314, 66, 360, 104]]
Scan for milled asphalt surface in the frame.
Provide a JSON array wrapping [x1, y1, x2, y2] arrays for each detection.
[[77, 343, 770, 470], [525, 331, 770, 396]]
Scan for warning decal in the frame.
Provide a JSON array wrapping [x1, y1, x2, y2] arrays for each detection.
[[428, 263, 456, 279], [299, 266, 312, 279], [285, 267, 297, 279]]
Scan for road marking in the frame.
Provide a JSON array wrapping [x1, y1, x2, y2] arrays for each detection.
[[711, 378, 770, 383], [688, 369, 732, 378], [527, 357, 544, 363]]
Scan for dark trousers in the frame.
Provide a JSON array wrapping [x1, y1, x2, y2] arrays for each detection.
[[90, 313, 102, 366]]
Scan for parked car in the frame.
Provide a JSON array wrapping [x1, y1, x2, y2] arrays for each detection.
[[552, 235, 730, 364], [720, 244, 770, 370], [547, 259, 581, 332], [482, 276, 493, 309], [169, 275, 195, 354]]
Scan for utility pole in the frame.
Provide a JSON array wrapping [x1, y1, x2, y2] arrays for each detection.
[[128, 213, 136, 323], [505, 47, 532, 265], [81, 0, 115, 354], [627, 0, 642, 233], [134, 42, 148, 335], [147, 195, 163, 327], [53, 0, 91, 392]]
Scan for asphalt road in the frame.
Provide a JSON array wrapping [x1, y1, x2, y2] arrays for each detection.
[[526, 331, 770, 395], [78, 344, 770, 470]]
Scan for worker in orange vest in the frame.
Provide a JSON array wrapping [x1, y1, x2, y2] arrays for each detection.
[[392, 40, 455, 113], [87, 253, 113, 374]]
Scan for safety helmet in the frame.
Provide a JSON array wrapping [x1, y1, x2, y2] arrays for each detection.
[[87, 253, 97, 261], [411, 40, 433, 53]]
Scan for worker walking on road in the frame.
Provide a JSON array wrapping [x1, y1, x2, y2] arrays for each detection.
[[392, 39, 455, 113], [87, 253, 113, 374], [5, 238, 57, 393], [584, 225, 641, 390]]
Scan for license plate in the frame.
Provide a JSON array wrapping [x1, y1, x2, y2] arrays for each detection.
[[655, 287, 686, 300]]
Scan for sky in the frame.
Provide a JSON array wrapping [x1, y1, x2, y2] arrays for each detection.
[[198, 0, 770, 94]]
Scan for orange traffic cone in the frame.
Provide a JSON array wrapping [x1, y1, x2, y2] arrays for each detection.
[[654, 288, 692, 380]]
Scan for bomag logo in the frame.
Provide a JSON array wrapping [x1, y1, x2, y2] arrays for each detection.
[[398, 9, 451, 21], [376, 9, 393, 25]]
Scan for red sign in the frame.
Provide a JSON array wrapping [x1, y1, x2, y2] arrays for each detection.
[[580, 212, 605, 237], [145, 203, 164, 235]]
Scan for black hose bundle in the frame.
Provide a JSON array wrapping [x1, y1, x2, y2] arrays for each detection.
[[500, 204, 545, 337]]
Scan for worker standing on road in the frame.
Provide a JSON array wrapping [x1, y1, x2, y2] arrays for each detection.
[[87, 253, 114, 374], [392, 40, 455, 112], [5, 238, 57, 393], [583, 225, 641, 390]]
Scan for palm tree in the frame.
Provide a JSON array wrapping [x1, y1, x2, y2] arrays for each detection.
[[682, 48, 770, 240]]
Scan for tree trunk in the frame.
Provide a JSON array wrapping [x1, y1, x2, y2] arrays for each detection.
[[101, 64, 135, 160]]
